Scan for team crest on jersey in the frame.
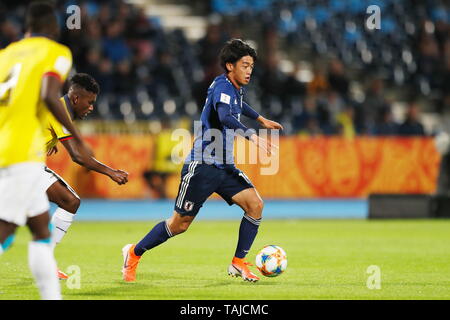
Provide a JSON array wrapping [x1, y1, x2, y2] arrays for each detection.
[[183, 200, 194, 212]]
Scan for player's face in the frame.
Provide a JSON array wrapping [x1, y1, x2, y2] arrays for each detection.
[[233, 55, 255, 86], [74, 91, 97, 119]]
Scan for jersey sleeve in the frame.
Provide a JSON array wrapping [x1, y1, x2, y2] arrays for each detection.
[[43, 44, 73, 82], [211, 82, 234, 111], [48, 112, 73, 141], [242, 101, 260, 120], [217, 102, 249, 132]]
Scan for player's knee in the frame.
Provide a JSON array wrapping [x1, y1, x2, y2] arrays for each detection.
[[32, 228, 51, 242], [248, 198, 264, 218], [64, 195, 80, 213], [257, 199, 264, 211]]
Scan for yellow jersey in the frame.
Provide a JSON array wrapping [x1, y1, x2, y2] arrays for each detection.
[[0, 36, 72, 167], [45, 95, 74, 153], [153, 129, 183, 173]]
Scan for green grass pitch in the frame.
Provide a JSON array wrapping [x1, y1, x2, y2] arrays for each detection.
[[0, 219, 449, 300]]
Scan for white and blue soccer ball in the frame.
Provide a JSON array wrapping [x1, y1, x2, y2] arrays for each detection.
[[255, 245, 287, 277]]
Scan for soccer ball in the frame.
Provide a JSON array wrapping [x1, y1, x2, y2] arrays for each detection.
[[255, 245, 287, 277]]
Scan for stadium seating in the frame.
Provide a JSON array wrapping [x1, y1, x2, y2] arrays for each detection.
[[0, 0, 448, 135]]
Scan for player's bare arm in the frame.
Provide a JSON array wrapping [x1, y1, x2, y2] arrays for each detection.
[[61, 138, 128, 185]]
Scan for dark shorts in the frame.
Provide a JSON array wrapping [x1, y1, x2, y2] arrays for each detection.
[[174, 161, 254, 216]]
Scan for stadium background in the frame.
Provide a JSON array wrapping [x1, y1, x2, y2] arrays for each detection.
[[1, 0, 449, 218]]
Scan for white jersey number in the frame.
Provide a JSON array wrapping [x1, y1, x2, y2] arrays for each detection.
[[0, 63, 22, 107]]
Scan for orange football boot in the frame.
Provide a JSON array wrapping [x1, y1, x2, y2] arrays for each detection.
[[57, 269, 68, 280], [122, 244, 141, 282], [228, 257, 260, 282]]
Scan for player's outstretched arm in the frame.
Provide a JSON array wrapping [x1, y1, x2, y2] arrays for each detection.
[[242, 101, 283, 130], [251, 117, 282, 156], [217, 102, 279, 155], [241, 101, 282, 154], [41, 75, 93, 161], [61, 138, 128, 185]]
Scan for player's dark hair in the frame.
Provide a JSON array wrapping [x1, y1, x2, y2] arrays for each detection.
[[25, 1, 57, 33], [219, 39, 257, 73], [69, 73, 100, 95]]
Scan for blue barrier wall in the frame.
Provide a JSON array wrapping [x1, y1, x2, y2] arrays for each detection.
[[51, 199, 368, 220]]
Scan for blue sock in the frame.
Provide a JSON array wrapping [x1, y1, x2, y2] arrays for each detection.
[[234, 214, 261, 259], [134, 221, 173, 256]]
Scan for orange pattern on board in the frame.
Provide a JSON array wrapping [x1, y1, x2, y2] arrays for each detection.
[[46, 135, 440, 199]]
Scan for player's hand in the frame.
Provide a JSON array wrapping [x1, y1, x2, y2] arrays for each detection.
[[258, 117, 284, 130], [47, 146, 58, 156], [109, 169, 129, 185], [250, 134, 278, 156]]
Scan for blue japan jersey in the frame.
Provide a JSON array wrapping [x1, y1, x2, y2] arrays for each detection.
[[187, 74, 246, 169]]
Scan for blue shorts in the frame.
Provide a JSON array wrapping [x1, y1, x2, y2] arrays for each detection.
[[174, 161, 254, 216]]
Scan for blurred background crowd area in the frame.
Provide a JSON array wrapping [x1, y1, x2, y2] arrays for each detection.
[[1, 0, 449, 137]]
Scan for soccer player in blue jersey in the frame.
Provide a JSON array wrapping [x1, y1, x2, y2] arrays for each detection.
[[122, 39, 283, 282]]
